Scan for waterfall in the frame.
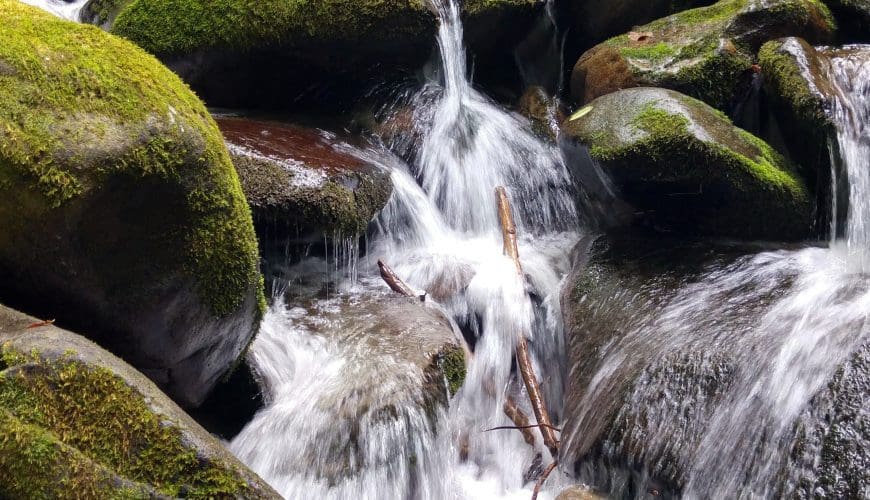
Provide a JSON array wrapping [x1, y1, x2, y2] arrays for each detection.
[[229, 0, 581, 498], [562, 45, 870, 499]]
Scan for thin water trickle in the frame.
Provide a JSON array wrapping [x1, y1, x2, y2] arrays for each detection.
[[230, 0, 581, 498]]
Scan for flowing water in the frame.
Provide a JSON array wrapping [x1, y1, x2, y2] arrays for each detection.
[[563, 45, 870, 499], [19, 0, 86, 20], [230, 0, 581, 498]]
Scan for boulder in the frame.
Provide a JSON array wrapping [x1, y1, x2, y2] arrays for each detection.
[[0, 1, 265, 408], [217, 117, 392, 243], [560, 235, 870, 498], [0, 304, 280, 499], [232, 292, 466, 488], [561, 0, 714, 49], [560, 87, 812, 240], [107, 0, 541, 109], [80, 0, 132, 27], [570, 0, 836, 112]]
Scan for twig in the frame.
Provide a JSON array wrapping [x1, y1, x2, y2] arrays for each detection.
[[26, 319, 55, 329], [495, 186, 560, 458], [377, 259, 422, 300], [484, 423, 562, 433], [531, 461, 558, 500]]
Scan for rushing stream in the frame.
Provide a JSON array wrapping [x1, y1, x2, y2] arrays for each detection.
[[18, 0, 870, 498], [230, 0, 580, 498]]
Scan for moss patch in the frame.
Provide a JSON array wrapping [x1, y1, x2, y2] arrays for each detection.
[[438, 347, 466, 396], [0, 345, 255, 498], [0, 1, 264, 318]]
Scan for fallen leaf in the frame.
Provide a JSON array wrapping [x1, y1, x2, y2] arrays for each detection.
[[568, 105, 594, 122], [26, 319, 55, 329]]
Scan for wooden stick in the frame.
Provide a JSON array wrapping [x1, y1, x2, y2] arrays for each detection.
[[503, 396, 537, 446], [378, 259, 421, 300], [531, 461, 558, 500], [495, 186, 559, 458]]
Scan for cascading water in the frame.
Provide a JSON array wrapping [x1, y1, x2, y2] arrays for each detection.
[[230, 0, 582, 498], [562, 45, 870, 499], [18, 0, 86, 20]]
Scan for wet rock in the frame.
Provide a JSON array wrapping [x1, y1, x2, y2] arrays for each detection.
[[518, 85, 566, 141], [759, 39, 870, 232], [0, 304, 280, 499], [570, 0, 836, 111], [560, 87, 812, 240], [234, 292, 466, 484], [106, 0, 540, 110], [80, 0, 130, 28], [0, 2, 264, 408], [217, 117, 392, 243], [560, 235, 870, 498]]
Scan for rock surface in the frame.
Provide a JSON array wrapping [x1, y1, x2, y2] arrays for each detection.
[[107, 0, 540, 109], [560, 235, 870, 498], [560, 87, 812, 240], [217, 117, 392, 241], [570, 0, 836, 111], [826, 0, 870, 41], [0, 1, 265, 408], [0, 304, 280, 499]]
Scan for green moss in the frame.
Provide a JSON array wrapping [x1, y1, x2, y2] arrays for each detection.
[[0, 1, 264, 319], [620, 42, 678, 62], [0, 345, 253, 498], [758, 39, 831, 129], [438, 348, 466, 396], [112, 0, 433, 57]]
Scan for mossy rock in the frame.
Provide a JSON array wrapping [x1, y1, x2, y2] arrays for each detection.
[[560, 87, 812, 240], [570, 0, 836, 112], [217, 117, 392, 244], [0, 304, 280, 499], [0, 1, 265, 408], [826, 0, 870, 41], [106, 0, 539, 109], [561, 0, 715, 49]]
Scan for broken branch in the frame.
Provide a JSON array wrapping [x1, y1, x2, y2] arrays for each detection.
[[531, 461, 558, 500], [378, 259, 422, 300], [495, 186, 560, 458]]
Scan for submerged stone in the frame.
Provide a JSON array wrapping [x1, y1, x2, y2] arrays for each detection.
[[0, 1, 265, 408], [0, 304, 280, 499], [560, 87, 812, 240], [570, 0, 837, 111]]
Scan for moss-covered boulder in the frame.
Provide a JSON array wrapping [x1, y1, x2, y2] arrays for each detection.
[[561, 0, 714, 50], [81, 0, 133, 28], [105, 0, 540, 109], [0, 304, 280, 499], [560, 87, 812, 240], [570, 0, 836, 112], [0, 1, 265, 408], [826, 0, 870, 41], [217, 117, 392, 245]]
